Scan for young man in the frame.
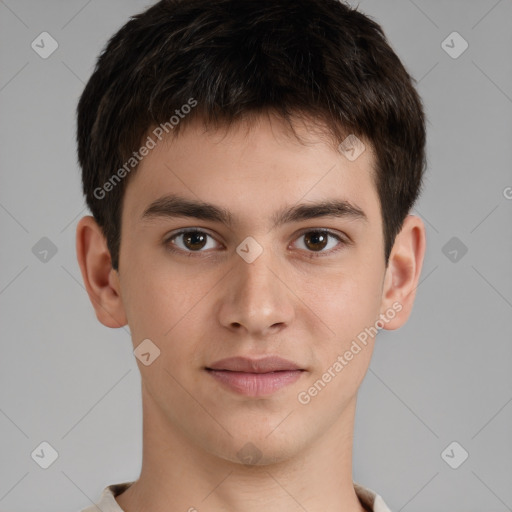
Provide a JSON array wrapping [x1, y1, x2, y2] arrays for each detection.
[[75, 0, 427, 510]]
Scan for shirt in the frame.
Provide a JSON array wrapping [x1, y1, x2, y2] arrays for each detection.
[[79, 480, 392, 512]]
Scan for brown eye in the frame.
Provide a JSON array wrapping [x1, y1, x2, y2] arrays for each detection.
[[292, 229, 347, 257], [182, 231, 208, 250], [303, 231, 329, 251], [166, 229, 219, 253]]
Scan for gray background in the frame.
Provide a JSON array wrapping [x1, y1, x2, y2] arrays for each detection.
[[0, 0, 511, 511]]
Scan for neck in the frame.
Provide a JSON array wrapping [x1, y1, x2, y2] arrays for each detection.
[[116, 389, 367, 512]]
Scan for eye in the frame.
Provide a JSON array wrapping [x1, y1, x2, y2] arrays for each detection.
[[164, 228, 349, 258], [165, 229, 220, 254], [291, 229, 347, 257]]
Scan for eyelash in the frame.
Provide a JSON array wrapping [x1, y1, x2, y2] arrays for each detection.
[[164, 228, 349, 259]]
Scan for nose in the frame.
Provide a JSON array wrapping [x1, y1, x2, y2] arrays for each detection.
[[218, 247, 295, 337]]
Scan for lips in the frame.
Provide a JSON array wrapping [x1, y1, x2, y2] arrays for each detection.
[[205, 356, 305, 396], [205, 356, 303, 373]]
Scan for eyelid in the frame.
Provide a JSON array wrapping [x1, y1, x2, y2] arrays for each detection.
[[164, 227, 350, 257], [165, 227, 223, 251], [289, 228, 349, 257], [293, 227, 349, 243]]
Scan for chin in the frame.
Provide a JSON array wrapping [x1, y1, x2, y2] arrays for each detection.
[[206, 432, 302, 467]]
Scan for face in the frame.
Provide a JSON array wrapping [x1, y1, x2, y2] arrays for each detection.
[[78, 113, 424, 465]]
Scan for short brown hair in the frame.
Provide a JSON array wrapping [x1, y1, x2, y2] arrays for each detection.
[[77, 0, 427, 270]]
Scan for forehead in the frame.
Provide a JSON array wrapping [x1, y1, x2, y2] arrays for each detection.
[[122, 114, 380, 231]]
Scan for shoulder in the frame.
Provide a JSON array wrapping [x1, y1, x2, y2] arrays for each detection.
[[354, 481, 393, 512], [78, 482, 134, 512]]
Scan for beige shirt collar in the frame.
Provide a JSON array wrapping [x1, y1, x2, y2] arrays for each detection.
[[80, 481, 392, 512]]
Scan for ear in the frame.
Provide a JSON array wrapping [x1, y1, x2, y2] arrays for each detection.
[[379, 214, 426, 330], [76, 215, 127, 328]]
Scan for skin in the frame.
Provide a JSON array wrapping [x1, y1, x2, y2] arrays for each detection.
[[76, 113, 426, 512]]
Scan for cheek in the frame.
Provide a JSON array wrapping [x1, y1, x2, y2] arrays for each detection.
[[122, 263, 223, 378], [123, 240, 214, 328], [120, 263, 181, 343], [133, 280, 196, 338], [301, 265, 382, 342], [295, 272, 379, 412]]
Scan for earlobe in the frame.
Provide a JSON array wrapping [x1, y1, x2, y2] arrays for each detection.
[[379, 214, 426, 330], [76, 215, 128, 328]]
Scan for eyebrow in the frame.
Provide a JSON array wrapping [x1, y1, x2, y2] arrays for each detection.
[[140, 194, 368, 228]]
